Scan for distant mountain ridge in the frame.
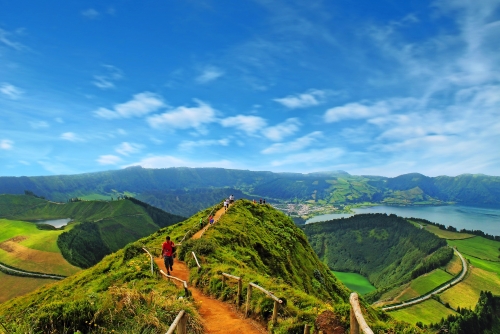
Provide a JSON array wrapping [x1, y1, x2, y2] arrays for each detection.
[[0, 168, 499, 215]]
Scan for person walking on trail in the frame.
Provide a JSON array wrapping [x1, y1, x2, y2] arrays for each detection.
[[229, 194, 234, 204], [224, 199, 229, 211], [162, 236, 175, 275], [199, 217, 204, 229], [209, 215, 214, 225]]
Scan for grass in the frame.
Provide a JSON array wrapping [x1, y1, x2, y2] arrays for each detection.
[[389, 298, 457, 325], [332, 271, 376, 295], [447, 236, 500, 261], [444, 253, 463, 276], [410, 222, 474, 240], [439, 265, 500, 309], [79, 193, 112, 201], [0, 272, 59, 303], [395, 269, 453, 302]]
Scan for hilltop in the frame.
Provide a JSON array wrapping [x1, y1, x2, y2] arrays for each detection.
[[0, 168, 499, 217], [0, 199, 416, 333]]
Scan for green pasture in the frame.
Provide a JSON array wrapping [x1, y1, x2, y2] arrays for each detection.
[[448, 236, 500, 261], [411, 222, 473, 239], [440, 265, 500, 309], [397, 269, 453, 302], [0, 219, 67, 253], [468, 256, 500, 274], [389, 298, 457, 325], [0, 272, 58, 304], [332, 271, 376, 295], [79, 193, 112, 201]]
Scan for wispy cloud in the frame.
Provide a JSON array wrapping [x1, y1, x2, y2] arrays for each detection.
[[94, 92, 165, 119], [124, 155, 235, 169], [195, 66, 225, 84], [273, 89, 327, 109], [115, 142, 142, 156], [147, 99, 216, 130], [270, 147, 344, 166], [60, 132, 83, 142], [97, 155, 121, 165], [262, 131, 322, 154], [178, 139, 229, 151], [92, 64, 123, 89], [29, 121, 49, 129], [82, 8, 100, 19], [261, 118, 301, 141], [220, 115, 267, 135], [0, 28, 26, 50], [0, 139, 13, 150], [0, 83, 23, 99]]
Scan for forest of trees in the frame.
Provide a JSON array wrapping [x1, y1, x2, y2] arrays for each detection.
[[304, 213, 447, 302]]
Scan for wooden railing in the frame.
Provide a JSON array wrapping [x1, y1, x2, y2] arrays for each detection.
[[191, 252, 201, 270], [245, 282, 282, 324], [160, 270, 190, 297], [349, 293, 373, 334], [166, 310, 187, 334], [221, 272, 243, 305], [142, 247, 154, 275]]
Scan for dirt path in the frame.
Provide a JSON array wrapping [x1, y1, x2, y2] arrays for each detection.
[[192, 206, 228, 240], [155, 257, 265, 334]]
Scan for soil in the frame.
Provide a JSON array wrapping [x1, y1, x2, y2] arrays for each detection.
[[158, 203, 265, 333], [155, 258, 265, 334], [315, 310, 345, 334]]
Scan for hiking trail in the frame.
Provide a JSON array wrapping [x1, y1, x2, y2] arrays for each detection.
[[157, 202, 265, 333]]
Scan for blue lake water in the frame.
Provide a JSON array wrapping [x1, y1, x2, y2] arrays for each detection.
[[34, 218, 71, 228], [306, 205, 500, 236]]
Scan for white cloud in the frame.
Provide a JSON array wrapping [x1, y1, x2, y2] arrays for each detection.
[[195, 66, 224, 84], [124, 155, 235, 169], [92, 64, 123, 90], [115, 142, 141, 156], [324, 98, 417, 123], [220, 115, 267, 135], [55, 117, 64, 123], [0, 139, 13, 150], [82, 8, 100, 19], [0, 83, 23, 99], [94, 92, 165, 119], [270, 147, 344, 166], [29, 121, 49, 129], [261, 118, 301, 141], [97, 155, 122, 165], [273, 89, 327, 109], [147, 99, 216, 130], [60, 132, 83, 142], [0, 28, 25, 50], [178, 139, 229, 151], [262, 131, 322, 154]]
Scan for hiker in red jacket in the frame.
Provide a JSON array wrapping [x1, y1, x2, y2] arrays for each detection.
[[162, 236, 175, 275]]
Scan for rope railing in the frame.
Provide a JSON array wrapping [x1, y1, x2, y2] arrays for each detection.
[[349, 293, 374, 334], [246, 282, 283, 324], [166, 310, 187, 334], [221, 272, 243, 305]]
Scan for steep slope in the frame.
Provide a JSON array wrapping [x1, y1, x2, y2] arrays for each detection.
[[304, 214, 448, 302], [0, 200, 416, 333], [0, 195, 185, 268]]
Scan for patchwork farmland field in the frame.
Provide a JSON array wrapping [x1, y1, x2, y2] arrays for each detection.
[[389, 298, 457, 325], [0, 272, 59, 303]]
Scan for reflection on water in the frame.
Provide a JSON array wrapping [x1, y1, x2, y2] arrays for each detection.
[[34, 218, 71, 228], [306, 205, 500, 236]]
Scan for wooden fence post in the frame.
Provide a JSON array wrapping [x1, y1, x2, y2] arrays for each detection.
[[245, 284, 253, 317], [237, 278, 242, 306], [304, 324, 311, 334], [222, 274, 226, 289], [272, 300, 279, 323], [350, 305, 359, 334], [177, 312, 187, 334]]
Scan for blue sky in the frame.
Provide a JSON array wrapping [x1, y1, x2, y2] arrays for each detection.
[[1, 0, 499, 177]]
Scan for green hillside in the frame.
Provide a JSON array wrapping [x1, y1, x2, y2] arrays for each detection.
[[304, 214, 449, 302], [0, 194, 185, 268], [0, 200, 417, 333], [1, 167, 500, 213]]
